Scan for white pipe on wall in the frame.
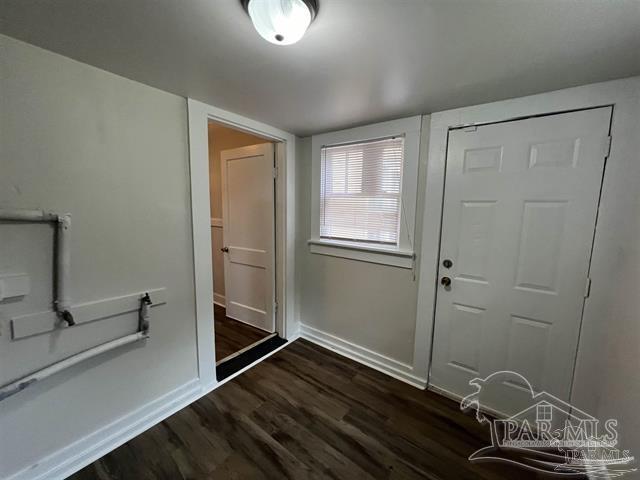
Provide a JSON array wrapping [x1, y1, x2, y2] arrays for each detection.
[[0, 332, 149, 401], [55, 214, 73, 321], [0, 208, 75, 325], [0, 208, 58, 222], [1, 208, 155, 401]]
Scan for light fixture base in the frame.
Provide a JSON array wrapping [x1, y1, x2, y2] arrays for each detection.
[[240, 0, 319, 22]]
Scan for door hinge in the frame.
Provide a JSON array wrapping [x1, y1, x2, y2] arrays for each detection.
[[274, 301, 279, 314], [273, 166, 278, 179], [583, 277, 592, 298], [462, 125, 478, 132], [604, 136, 612, 158]]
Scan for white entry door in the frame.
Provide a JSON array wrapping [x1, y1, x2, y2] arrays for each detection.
[[430, 107, 611, 415], [221, 143, 275, 333]]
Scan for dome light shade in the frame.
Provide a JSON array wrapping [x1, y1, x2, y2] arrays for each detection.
[[244, 0, 317, 45]]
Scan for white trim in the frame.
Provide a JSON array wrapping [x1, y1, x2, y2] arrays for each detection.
[[213, 292, 226, 307], [187, 98, 297, 387], [299, 324, 427, 389], [413, 77, 640, 399], [307, 238, 414, 257], [308, 240, 414, 268], [6, 379, 201, 480], [210, 217, 223, 228], [275, 142, 287, 338], [7, 335, 295, 480], [309, 116, 422, 265]]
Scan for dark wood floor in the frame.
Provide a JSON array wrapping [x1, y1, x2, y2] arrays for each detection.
[[215, 304, 271, 361], [69, 339, 543, 480]]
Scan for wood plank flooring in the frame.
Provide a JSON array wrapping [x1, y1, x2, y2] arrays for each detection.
[[215, 304, 270, 361], [69, 339, 546, 480]]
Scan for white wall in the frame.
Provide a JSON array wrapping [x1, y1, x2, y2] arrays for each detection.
[[568, 79, 640, 461], [0, 35, 197, 478], [295, 119, 431, 377], [2, 29, 638, 479], [297, 77, 640, 462]]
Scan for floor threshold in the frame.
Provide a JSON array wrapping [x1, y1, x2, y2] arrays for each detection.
[[216, 332, 278, 366], [215, 334, 287, 381]]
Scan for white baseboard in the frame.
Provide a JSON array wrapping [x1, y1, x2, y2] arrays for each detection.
[[8, 330, 296, 480], [7, 378, 203, 480], [299, 324, 427, 389], [7, 326, 422, 480], [213, 293, 226, 307]]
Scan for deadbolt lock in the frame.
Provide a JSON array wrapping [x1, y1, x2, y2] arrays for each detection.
[[442, 259, 453, 268]]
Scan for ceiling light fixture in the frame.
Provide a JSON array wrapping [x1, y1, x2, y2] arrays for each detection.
[[241, 0, 318, 46]]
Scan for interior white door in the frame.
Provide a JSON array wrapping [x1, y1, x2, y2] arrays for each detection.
[[430, 107, 611, 416], [221, 143, 275, 333]]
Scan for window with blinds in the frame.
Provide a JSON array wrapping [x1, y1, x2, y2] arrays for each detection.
[[320, 136, 404, 245]]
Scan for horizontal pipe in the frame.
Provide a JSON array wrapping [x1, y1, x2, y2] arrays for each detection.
[[0, 331, 148, 401], [0, 208, 58, 222]]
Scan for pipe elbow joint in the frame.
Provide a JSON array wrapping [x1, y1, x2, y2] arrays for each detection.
[[59, 310, 75, 326]]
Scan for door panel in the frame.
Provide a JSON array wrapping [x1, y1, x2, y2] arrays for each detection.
[[221, 143, 275, 333], [430, 107, 611, 416]]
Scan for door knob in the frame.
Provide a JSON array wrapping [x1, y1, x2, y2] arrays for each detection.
[[221, 246, 229, 253], [441, 276, 452, 287]]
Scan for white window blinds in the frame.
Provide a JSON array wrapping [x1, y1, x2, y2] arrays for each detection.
[[320, 136, 404, 245]]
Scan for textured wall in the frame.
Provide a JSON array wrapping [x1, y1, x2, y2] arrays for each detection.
[[0, 35, 197, 478]]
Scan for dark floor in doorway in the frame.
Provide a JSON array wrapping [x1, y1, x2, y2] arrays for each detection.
[[214, 304, 271, 361], [216, 335, 287, 381]]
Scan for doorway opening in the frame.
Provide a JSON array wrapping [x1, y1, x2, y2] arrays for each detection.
[[207, 121, 286, 380]]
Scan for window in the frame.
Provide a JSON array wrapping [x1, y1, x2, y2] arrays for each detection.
[[320, 136, 404, 245], [309, 116, 421, 268], [537, 404, 553, 423]]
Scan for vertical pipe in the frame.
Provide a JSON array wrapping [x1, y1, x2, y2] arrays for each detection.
[[55, 214, 74, 325]]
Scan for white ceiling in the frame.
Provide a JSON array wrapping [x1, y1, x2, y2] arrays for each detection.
[[2, 0, 640, 136]]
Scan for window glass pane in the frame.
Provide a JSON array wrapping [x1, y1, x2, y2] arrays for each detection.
[[320, 136, 404, 245]]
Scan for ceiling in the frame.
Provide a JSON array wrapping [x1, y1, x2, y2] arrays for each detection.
[[1, 0, 640, 136]]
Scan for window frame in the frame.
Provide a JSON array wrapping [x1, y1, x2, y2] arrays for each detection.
[[309, 116, 422, 268]]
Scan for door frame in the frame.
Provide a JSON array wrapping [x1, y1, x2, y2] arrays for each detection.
[[413, 79, 637, 411], [187, 98, 296, 389]]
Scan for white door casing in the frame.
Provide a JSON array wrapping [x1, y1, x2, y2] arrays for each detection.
[[221, 143, 276, 333], [430, 107, 611, 415]]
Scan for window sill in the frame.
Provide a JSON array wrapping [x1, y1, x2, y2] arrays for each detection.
[[307, 239, 414, 269]]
